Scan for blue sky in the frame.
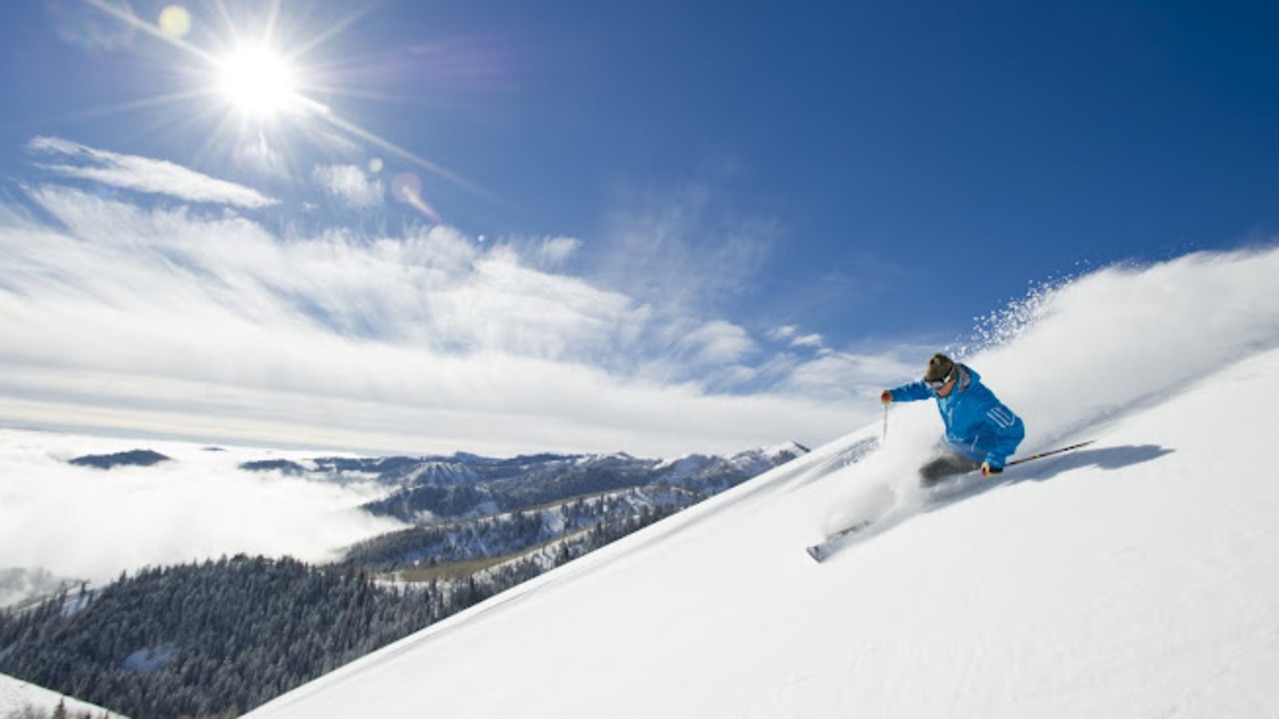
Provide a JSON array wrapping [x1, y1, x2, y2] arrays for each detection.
[[0, 0, 1275, 457]]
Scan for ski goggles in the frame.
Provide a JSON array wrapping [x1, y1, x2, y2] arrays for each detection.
[[924, 370, 954, 390]]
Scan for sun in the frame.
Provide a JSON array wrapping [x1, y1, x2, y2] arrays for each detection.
[[214, 45, 299, 119]]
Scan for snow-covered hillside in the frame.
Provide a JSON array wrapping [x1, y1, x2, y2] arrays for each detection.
[[0, 671, 126, 718], [239, 247, 1279, 718]]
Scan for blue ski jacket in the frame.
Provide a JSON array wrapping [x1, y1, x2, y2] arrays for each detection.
[[887, 364, 1025, 469]]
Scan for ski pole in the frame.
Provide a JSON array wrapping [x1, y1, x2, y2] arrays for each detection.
[[1005, 439, 1096, 468], [882, 403, 889, 444]]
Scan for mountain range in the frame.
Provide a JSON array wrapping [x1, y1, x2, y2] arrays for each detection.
[[247, 442, 816, 573]]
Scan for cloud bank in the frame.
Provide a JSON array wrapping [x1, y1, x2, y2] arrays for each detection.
[[0, 428, 404, 599], [0, 139, 904, 457]]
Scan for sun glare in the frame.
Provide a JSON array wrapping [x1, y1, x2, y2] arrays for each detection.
[[85, 0, 488, 212], [215, 46, 298, 118]]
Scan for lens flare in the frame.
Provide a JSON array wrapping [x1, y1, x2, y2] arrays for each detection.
[[157, 5, 190, 39], [391, 172, 442, 222]]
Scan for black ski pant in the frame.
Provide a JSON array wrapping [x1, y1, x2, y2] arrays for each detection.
[[918, 452, 981, 487]]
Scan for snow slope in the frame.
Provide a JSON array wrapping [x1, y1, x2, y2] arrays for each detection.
[[0, 671, 127, 718], [245, 248, 1279, 718]]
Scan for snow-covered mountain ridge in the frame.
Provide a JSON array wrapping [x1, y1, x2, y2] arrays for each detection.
[[324, 443, 809, 524], [245, 247, 1279, 718], [334, 442, 808, 575]]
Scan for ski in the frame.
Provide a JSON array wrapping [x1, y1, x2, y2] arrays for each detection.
[[806, 519, 875, 562], [806, 439, 1097, 562]]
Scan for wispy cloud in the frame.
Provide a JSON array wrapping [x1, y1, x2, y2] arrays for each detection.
[[0, 140, 896, 457], [676, 320, 756, 366], [534, 236, 581, 268], [27, 136, 278, 208], [769, 325, 825, 350], [775, 349, 922, 402], [593, 181, 776, 316], [312, 164, 384, 209]]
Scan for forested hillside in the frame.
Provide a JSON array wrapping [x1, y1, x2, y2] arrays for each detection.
[[0, 497, 684, 719], [0, 486, 704, 718], [0, 556, 432, 718]]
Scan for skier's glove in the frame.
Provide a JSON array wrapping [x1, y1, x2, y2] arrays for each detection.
[[981, 462, 1003, 477], [880, 390, 893, 405]]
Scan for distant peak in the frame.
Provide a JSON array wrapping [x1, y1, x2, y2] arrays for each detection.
[[68, 449, 172, 470]]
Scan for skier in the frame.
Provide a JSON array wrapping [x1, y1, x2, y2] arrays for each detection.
[[881, 353, 1025, 486]]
